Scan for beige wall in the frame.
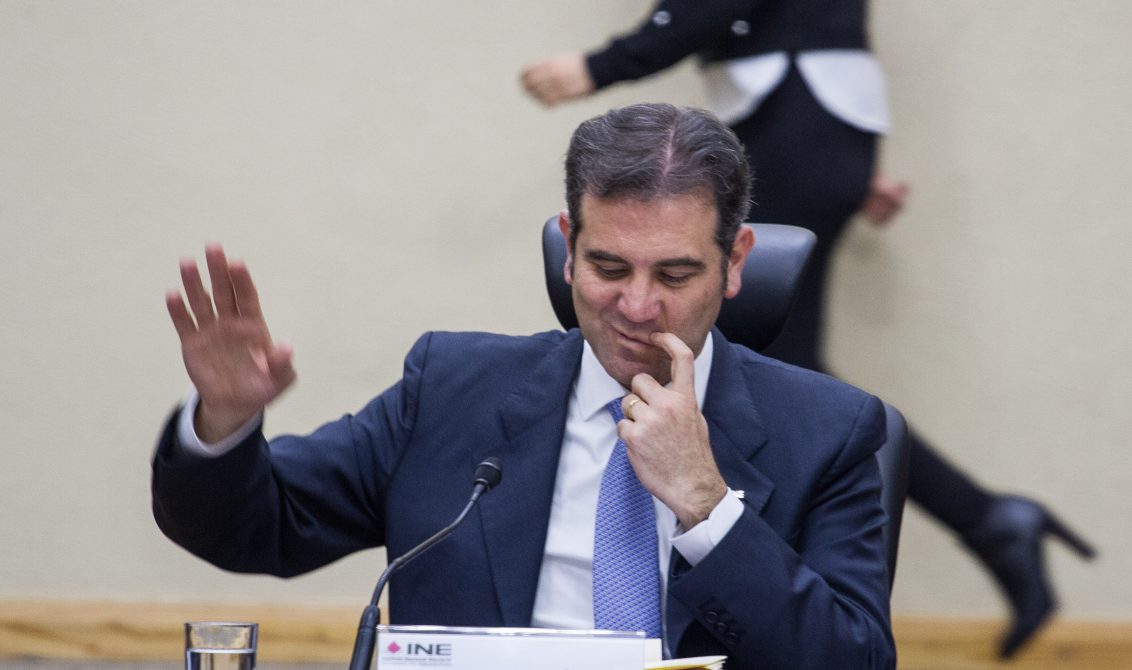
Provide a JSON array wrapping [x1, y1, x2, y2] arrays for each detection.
[[0, 0, 1128, 621]]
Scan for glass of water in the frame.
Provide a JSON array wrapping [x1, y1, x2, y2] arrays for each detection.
[[184, 621, 258, 670]]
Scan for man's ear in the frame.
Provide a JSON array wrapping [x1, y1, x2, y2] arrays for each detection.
[[558, 209, 574, 285], [723, 224, 755, 299]]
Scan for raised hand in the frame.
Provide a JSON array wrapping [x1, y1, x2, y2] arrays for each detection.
[[165, 244, 296, 443], [616, 332, 727, 529]]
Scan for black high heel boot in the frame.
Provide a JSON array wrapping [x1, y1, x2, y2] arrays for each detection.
[[961, 495, 1097, 658]]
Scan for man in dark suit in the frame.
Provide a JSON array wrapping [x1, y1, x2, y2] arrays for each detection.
[[153, 103, 894, 669], [522, 5, 1095, 659]]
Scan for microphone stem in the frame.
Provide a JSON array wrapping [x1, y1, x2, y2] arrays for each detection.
[[349, 484, 486, 670], [347, 604, 380, 670], [367, 484, 484, 607]]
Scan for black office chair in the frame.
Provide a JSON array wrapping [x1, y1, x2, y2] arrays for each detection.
[[541, 216, 910, 587]]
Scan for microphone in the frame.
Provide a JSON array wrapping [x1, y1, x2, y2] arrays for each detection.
[[347, 457, 503, 670]]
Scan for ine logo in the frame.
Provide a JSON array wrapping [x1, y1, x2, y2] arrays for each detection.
[[385, 642, 451, 655], [380, 640, 455, 666]]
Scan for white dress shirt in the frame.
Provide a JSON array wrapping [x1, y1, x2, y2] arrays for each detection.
[[529, 332, 744, 636]]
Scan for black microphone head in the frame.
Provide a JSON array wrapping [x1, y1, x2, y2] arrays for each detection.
[[472, 457, 503, 491]]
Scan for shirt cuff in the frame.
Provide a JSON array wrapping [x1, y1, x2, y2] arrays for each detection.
[[669, 489, 744, 566], [176, 389, 263, 458]]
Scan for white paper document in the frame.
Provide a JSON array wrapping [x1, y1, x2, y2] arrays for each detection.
[[645, 655, 727, 670]]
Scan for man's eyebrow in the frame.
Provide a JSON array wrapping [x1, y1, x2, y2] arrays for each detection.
[[582, 249, 707, 270], [583, 249, 627, 263], [656, 257, 707, 270]]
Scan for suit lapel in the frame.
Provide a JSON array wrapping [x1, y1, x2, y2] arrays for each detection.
[[666, 331, 776, 653], [701, 330, 774, 514], [476, 330, 584, 627]]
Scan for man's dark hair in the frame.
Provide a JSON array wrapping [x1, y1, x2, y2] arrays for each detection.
[[564, 103, 752, 255]]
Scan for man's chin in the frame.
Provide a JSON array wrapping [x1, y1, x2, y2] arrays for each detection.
[[608, 357, 669, 387]]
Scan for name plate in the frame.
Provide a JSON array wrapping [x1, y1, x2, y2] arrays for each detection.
[[375, 625, 651, 669]]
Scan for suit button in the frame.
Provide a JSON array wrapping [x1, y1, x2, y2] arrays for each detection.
[[652, 10, 671, 26], [715, 621, 730, 635], [731, 20, 750, 36], [703, 610, 719, 624], [725, 632, 740, 646]]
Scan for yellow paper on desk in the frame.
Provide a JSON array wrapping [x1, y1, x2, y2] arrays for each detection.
[[645, 655, 726, 670]]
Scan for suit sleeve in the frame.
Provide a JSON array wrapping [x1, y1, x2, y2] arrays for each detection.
[[586, 0, 759, 89], [150, 333, 434, 577], [668, 394, 895, 669]]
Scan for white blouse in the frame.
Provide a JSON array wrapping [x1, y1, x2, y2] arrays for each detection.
[[701, 49, 890, 134]]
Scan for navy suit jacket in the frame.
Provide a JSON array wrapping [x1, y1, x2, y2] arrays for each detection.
[[152, 328, 895, 669]]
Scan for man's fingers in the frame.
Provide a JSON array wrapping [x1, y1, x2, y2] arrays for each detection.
[[621, 393, 646, 421], [179, 258, 216, 327], [205, 243, 238, 317], [267, 342, 297, 390], [629, 374, 665, 406], [229, 259, 265, 324], [165, 291, 197, 339], [650, 332, 696, 396]]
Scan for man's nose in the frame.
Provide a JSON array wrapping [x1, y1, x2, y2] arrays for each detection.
[[617, 277, 661, 323]]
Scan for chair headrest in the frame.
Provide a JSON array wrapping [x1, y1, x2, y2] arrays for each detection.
[[541, 216, 815, 352]]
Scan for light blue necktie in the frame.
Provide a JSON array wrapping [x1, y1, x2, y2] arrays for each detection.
[[592, 398, 662, 637]]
